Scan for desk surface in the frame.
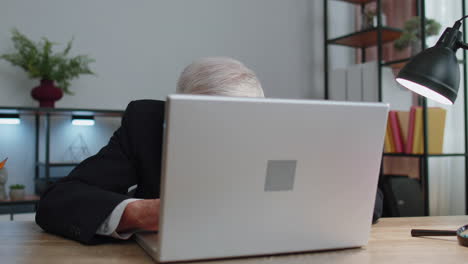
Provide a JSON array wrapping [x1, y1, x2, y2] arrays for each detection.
[[2, 216, 468, 264]]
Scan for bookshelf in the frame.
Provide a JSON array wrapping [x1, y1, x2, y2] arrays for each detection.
[[383, 153, 467, 157], [334, 0, 375, 4], [327, 27, 402, 48], [324, 0, 468, 215], [0, 106, 124, 196]]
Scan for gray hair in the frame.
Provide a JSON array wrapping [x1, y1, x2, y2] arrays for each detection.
[[177, 57, 265, 97]]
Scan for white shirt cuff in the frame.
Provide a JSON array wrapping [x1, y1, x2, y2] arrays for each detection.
[[96, 198, 142, 240]]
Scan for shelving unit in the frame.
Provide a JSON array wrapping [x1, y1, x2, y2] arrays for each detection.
[[324, 0, 468, 215], [323, 0, 389, 101], [327, 27, 402, 48], [383, 153, 467, 157], [334, 0, 375, 4], [0, 195, 40, 220], [382, 58, 413, 69], [0, 106, 124, 196], [37, 162, 81, 167]]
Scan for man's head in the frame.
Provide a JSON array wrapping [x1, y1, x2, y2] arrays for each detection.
[[177, 57, 265, 98]]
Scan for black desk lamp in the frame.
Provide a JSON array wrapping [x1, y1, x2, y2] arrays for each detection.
[[396, 16, 468, 105]]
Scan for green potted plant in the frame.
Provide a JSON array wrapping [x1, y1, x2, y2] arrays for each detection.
[[9, 184, 25, 201], [394, 16, 442, 55], [0, 29, 95, 107]]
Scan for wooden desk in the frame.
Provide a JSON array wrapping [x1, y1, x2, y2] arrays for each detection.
[[1, 216, 468, 264]]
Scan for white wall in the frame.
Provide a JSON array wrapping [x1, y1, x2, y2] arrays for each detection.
[[0, 0, 339, 109], [0, 1, 355, 196]]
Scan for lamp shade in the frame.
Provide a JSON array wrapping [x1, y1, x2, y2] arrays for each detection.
[[396, 46, 460, 105]]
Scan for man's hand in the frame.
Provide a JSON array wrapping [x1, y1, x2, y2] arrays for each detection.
[[116, 199, 160, 233]]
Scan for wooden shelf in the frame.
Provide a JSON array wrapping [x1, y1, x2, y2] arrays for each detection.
[[37, 162, 79, 167], [383, 57, 466, 70], [328, 27, 402, 48], [383, 153, 467, 157], [389, 61, 407, 69], [0, 195, 40, 206], [333, 0, 375, 4], [382, 57, 412, 70]]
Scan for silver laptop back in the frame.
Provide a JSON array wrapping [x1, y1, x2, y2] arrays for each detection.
[[140, 95, 388, 262]]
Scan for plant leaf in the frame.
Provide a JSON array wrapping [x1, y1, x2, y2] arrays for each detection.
[[0, 28, 95, 95]]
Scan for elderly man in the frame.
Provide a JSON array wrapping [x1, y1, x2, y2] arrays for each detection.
[[35, 57, 265, 244], [36, 57, 383, 244]]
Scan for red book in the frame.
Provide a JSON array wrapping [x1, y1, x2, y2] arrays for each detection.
[[389, 111, 403, 153], [405, 106, 417, 154]]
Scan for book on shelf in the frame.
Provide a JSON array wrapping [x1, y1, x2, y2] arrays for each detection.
[[329, 68, 347, 101], [389, 111, 404, 153], [405, 107, 417, 154], [411, 107, 447, 154], [412, 107, 424, 154], [328, 61, 378, 102], [427, 108, 447, 154], [384, 107, 446, 154], [362, 61, 378, 102], [384, 117, 395, 153], [346, 64, 362, 101], [396, 111, 410, 148]]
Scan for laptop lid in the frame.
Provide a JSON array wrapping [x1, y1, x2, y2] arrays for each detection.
[[155, 95, 388, 262]]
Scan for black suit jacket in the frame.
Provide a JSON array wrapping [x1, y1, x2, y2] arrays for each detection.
[[36, 99, 383, 244], [36, 100, 165, 244]]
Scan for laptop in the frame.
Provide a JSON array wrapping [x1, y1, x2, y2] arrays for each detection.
[[136, 94, 389, 262]]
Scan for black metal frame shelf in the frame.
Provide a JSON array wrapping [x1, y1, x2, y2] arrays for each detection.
[[333, 0, 375, 4], [327, 27, 403, 48], [382, 57, 465, 67], [37, 162, 80, 167], [0, 197, 39, 206], [324, 0, 468, 215], [0, 106, 124, 195], [0, 195, 40, 220], [383, 153, 467, 157], [0, 106, 123, 117], [382, 57, 413, 67]]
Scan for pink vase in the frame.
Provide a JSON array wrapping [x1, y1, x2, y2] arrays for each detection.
[[31, 79, 63, 108]]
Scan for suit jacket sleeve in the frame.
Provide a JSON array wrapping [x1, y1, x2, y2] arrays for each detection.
[[35, 100, 164, 244]]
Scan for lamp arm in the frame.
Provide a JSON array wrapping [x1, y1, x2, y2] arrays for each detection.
[[454, 17, 468, 50], [457, 41, 468, 50], [457, 15, 468, 23], [452, 16, 468, 50]]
